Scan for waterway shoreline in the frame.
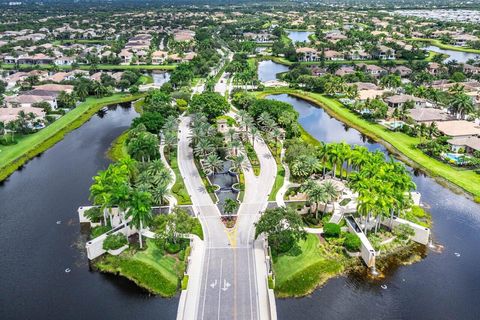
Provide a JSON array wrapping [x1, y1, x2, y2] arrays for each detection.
[[257, 89, 480, 201], [0, 93, 144, 182]]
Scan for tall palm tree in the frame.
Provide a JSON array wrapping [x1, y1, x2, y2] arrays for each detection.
[[194, 139, 214, 158], [301, 180, 327, 219], [204, 153, 223, 174], [127, 190, 153, 249], [322, 180, 339, 215]]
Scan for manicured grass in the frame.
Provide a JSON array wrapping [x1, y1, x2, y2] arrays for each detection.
[[96, 239, 179, 297], [269, 164, 285, 201], [273, 234, 343, 297], [0, 93, 143, 182], [244, 141, 260, 176], [107, 130, 129, 161], [407, 38, 480, 54], [138, 75, 154, 85], [167, 148, 192, 205], [191, 219, 204, 240], [257, 88, 480, 198]]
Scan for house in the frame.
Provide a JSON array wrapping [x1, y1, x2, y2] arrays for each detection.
[[54, 56, 75, 66], [346, 50, 371, 60], [151, 50, 168, 64], [296, 47, 318, 62], [358, 64, 386, 78], [452, 34, 479, 47], [447, 136, 480, 154], [463, 64, 480, 75], [119, 49, 133, 64], [335, 66, 355, 76], [17, 53, 54, 65], [324, 50, 344, 61], [173, 30, 195, 42], [0, 106, 46, 125], [391, 65, 412, 77], [408, 108, 451, 124], [34, 84, 74, 94], [427, 62, 446, 76], [385, 94, 427, 109], [436, 120, 480, 138], [372, 45, 395, 60]]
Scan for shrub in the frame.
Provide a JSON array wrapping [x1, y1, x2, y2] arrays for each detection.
[[165, 241, 182, 254], [344, 233, 361, 252], [394, 224, 415, 241], [91, 225, 111, 239], [84, 207, 103, 223], [323, 223, 341, 238], [103, 234, 128, 250]]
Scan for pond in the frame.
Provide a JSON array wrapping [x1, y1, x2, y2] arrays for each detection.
[[425, 45, 480, 63], [207, 160, 239, 215], [257, 60, 290, 82], [0, 103, 179, 319], [287, 30, 313, 43], [267, 94, 480, 320], [151, 71, 170, 86]]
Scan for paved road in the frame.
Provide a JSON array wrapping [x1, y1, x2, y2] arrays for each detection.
[[177, 114, 276, 320]]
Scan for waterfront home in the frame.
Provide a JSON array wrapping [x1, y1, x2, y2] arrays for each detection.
[[408, 107, 451, 124], [34, 84, 74, 94], [243, 32, 276, 43], [463, 64, 480, 76], [151, 50, 168, 64], [452, 34, 479, 47], [345, 50, 371, 60], [0, 106, 46, 125], [385, 94, 427, 109], [54, 56, 75, 66], [296, 47, 319, 62], [119, 49, 133, 64], [447, 136, 480, 154], [436, 120, 480, 138], [372, 45, 395, 60]]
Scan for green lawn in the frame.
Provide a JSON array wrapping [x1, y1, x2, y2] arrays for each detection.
[[273, 234, 343, 297], [167, 148, 192, 205], [257, 88, 480, 199], [244, 141, 260, 176], [107, 130, 130, 161], [138, 75, 154, 85], [0, 93, 143, 182], [96, 239, 180, 297], [407, 38, 480, 54]]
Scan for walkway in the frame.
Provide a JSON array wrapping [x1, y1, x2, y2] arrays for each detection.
[[176, 119, 277, 319]]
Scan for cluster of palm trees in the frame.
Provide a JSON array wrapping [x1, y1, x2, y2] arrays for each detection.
[[286, 140, 416, 234], [90, 156, 171, 248], [161, 115, 179, 158], [127, 124, 160, 163], [300, 179, 339, 220]]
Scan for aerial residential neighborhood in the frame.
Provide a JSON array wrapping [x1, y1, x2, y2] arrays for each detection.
[[0, 1, 479, 320]]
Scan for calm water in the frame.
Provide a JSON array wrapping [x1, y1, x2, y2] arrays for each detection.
[[267, 94, 480, 320], [287, 30, 313, 43], [0, 104, 179, 319], [257, 60, 290, 82], [151, 71, 170, 86], [426, 45, 480, 63]]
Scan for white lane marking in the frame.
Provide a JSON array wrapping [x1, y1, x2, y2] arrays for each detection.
[[217, 258, 224, 320], [200, 245, 211, 320], [222, 279, 231, 291], [210, 280, 217, 289]]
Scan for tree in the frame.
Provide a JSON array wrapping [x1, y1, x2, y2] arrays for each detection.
[[189, 92, 229, 120], [255, 207, 307, 254], [127, 190, 153, 249], [203, 153, 223, 174], [301, 180, 327, 219], [127, 131, 160, 163]]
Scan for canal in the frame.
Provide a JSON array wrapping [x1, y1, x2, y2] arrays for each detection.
[[0, 104, 179, 319], [258, 60, 290, 83], [267, 94, 480, 320]]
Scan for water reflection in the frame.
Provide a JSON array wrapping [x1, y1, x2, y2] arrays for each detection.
[[287, 30, 313, 43], [425, 45, 480, 63], [257, 60, 290, 82], [0, 105, 179, 319]]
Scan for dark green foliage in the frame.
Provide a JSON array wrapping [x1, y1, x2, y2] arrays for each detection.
[[103, 233, 128, 250], [323, 223, 341, 238], [344, 233, 361, 251]]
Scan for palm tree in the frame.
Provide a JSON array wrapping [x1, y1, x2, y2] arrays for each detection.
[[194, 139, 214, 158], [322, 180, 339, 215], [228, 139, 242, 157], [427, 121, 440, 139], [127, 190, 153, 249], [316, 142, 329, 177], [231, 154, 245, 172], [450, 93, 474, 119], [203, 153, 223, 174], [301, 180, 327, 219], [249, 126, 259, 148]]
